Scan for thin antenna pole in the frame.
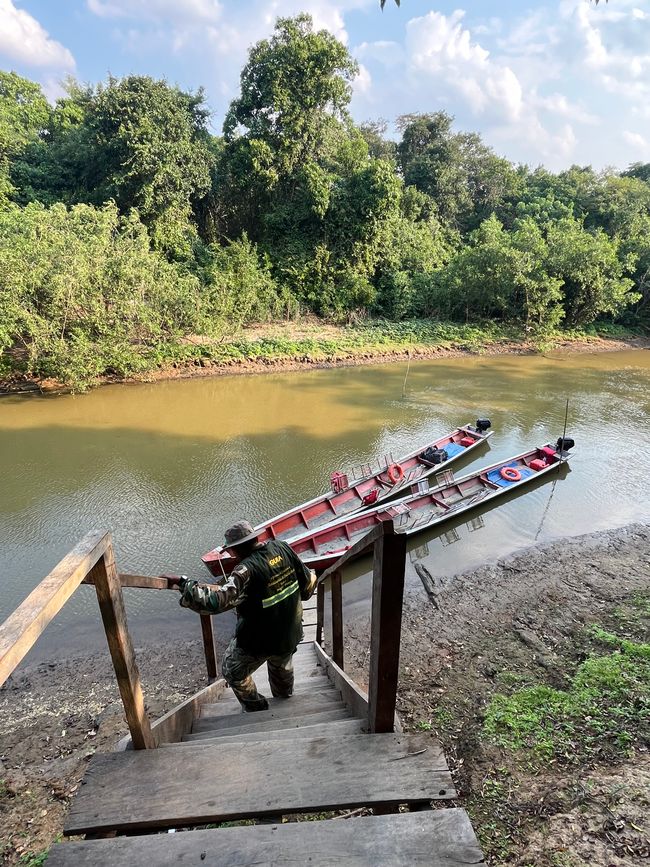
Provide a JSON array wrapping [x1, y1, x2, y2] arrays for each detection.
[[558, 398, 569, 468], [401, 352, 411, 399]]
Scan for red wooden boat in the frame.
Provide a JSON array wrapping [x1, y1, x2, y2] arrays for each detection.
[[202, 420, 492, 576], [281, 439, 574, 571], [205, 438, 573, 576]]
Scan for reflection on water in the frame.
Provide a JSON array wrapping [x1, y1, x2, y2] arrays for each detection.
[[0, 349, 649, 656]]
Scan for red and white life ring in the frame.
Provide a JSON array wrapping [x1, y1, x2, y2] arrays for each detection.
[[387, 463, 405, 484], [500, 466, 521, 482]]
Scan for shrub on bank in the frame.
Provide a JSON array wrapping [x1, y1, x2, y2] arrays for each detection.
[[0, 202, 209, 389]]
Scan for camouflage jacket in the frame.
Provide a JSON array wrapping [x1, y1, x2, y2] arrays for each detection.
[[179, 540, 316, 656]]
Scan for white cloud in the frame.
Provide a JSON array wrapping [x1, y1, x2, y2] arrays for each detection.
[[405, 10, 523, 122], [535, 93, 598, 125], [622, 130, 648, 149], [354, 63, 371, 95], [355, 40, 404, 69], [0, 0, 75, 68], [561, 0, 650, 94], [87, 0, 223, 24]]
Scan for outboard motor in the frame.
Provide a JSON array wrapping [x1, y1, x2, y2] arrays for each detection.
[[475, 418, 491, 433], [556, 436, 575, 454]]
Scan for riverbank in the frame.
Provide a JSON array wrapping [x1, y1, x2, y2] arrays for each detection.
[[346, 522, 650, 866], [2, 319, 649, 393], [1, 525, 648, 865]]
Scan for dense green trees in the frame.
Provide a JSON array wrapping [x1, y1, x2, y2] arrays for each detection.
[[0, 203, 208, 388], [0, 13, 646, 388]]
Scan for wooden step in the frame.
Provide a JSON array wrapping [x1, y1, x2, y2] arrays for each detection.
[[164, 717, 366, 747], [201, 688, 338, 718], [51, 808, 484, 866], [201, 686, 337, 715], [184, 708, 354, 740], [192, 694, 344, 733], [64, 733, 455, 836]]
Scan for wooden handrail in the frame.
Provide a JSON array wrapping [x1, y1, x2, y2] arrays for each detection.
[[318, 520, 393, 584], [0, 537, 226, 748], [85, 572, 219, 682], [0, 531, 111, 687]]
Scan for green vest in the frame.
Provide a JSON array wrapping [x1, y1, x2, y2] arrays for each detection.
[[235, 540, 304, 656]]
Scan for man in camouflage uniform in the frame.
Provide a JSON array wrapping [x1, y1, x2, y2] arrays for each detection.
[[174, 521, 316, 712]]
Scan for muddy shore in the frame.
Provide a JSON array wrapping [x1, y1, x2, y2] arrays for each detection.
[[1, 523, 649, 865], [3, 332, 649, 394]]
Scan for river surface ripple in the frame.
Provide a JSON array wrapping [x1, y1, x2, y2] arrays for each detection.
[[1, 349, 649, 658]]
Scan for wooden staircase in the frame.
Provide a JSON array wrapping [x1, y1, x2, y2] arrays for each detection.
[[48, 637, 483, 865], [1, 526, 485, 866]]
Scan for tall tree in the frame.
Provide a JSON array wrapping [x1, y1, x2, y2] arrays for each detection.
[[396, 111, 519, 232], [12, 76, 214, 251], [0, 72, 50, 203], [216, 13, 359, 245]]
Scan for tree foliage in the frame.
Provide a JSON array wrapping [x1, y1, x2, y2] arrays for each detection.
[[0, 203, 209, 388], [0, 12, 645, 389]]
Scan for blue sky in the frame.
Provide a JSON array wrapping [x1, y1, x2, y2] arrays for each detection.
[[1, 0, 649, 171]]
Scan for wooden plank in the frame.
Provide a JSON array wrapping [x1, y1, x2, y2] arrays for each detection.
[[300, 624, 317, 643], [164, 718, 365, 748], [84, 573, 175, 591], [192, 693, 344, 732], [0, 531, 110, 687], [200, 615, 218, 682], [202, 684, 335, 714], [91, 545, 155, 750], [51, 808, 484, 866], [318, 521, 392, 584], [184, 708, 353, 740], [198, 688, 341, 711], [331, 571, 344, 669], [202, 687, 338, 716], [314, 641, 369, 724], [368, 530, 407, 734], [302, 608, 318, 627], [64, 733, 455, 835]]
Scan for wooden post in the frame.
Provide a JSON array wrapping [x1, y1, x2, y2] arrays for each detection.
[[316, 581, 324, 646], [331, 571, 344, 669], [367, 529, 407, 733], [91, 540, 155, 750], [200, 615, 218, 682]]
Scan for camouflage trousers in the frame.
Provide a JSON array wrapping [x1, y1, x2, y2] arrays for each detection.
[[221, 639, 295, 712]]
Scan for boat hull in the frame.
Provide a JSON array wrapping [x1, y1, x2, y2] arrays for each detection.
[[202, 423, 492, 576], [289, 444, 572, 571]]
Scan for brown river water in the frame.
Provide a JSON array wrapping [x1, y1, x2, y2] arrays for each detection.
[[1, 349, 649, 660]]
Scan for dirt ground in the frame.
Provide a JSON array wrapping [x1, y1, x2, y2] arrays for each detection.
[[345, 522, 650, 865], [0, 635, 229, 864], [1, 525, 648, 865]]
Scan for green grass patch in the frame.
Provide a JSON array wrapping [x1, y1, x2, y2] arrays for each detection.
[[19, 851, 49, 867], [483, 631, 650, 763]]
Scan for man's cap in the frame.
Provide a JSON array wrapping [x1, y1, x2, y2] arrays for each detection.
[[224, 520, 259, 548]]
